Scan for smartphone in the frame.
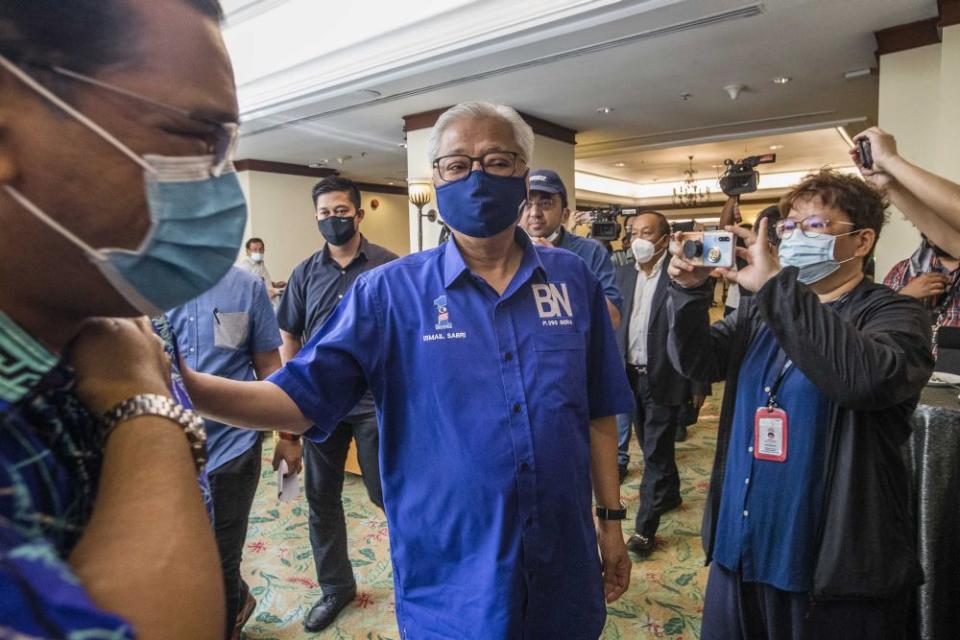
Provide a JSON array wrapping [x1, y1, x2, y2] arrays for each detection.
[[857, 138, 873, 169], [677, 230, 736, 268]]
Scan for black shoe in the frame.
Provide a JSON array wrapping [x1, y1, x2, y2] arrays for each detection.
[[304, 589, 356, 633], [626, 533, 655, 557], [618, 464, 628, 484], [674, 424, 688, 442]]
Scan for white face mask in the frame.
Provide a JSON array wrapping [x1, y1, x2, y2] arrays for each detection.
[[631, 236, 665, 264], [546, 227, 562, 243], [249, 252, 264, 263]]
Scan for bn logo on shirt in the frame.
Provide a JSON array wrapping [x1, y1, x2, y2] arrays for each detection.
[[532, 283, 573, 323]]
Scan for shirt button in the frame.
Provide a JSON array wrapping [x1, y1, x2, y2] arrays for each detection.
[[188, 316, 195, 322], [505, 352, 513, 362], [189, 347, 196, 353], [521, 462, 530, 472], [743, 510, 749, 517], [744, 478, 750, 485], [338, 294, 344, 300], [340, 270, 346, 275], [748, 446, 754, 453], [513, 404, 521, 414]]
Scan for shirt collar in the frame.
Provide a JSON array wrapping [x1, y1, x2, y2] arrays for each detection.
[[442, 228, 548, 290], [321, 234, 369, 265], [0, 311, 59, 404]]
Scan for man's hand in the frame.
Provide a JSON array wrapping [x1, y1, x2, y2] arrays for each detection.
[[273, 280, 287, 289], [273, 437, 303, 475], [566, 210, 592, 231], [692, 395, 706, 411], [716, 219, 781, 293], [851, 127, 899, 191], [598, 525, 630, 603], [900, 272, 950, 301], [667, 232, 715, 289], [68, 317, 172, 415]]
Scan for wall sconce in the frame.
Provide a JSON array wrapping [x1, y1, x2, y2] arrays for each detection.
[[408, 179, 438, 251]]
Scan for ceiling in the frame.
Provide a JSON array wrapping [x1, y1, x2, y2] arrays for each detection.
[[224, 0, 935, 191]]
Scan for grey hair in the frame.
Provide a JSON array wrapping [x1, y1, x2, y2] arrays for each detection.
[[427, 101, 535, 164]]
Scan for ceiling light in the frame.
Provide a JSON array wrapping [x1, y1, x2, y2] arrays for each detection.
[[769, 144, 784, 150], [308, 162, 327, 168], [613, 162, 627, 168], [772, 76, 792, 85], [596, 107, 614, 114], [843, 68, 874, 80], [398, 142, 407, 148]]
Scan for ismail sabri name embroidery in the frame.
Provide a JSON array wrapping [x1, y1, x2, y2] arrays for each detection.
[[422, 331, 467, 342]]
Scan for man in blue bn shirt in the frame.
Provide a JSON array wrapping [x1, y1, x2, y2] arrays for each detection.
[[183, 101, 636, 639], [167, 267, 283, 637]]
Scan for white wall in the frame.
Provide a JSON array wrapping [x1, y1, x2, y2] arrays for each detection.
[[238, 170, 411, 280], [875, 31, 960, 279]]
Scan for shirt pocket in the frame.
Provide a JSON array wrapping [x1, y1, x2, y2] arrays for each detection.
[[214, 311, 249, 350], [533, 331, 588, 410]]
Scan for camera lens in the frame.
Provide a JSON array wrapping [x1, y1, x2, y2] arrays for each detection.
[[707, 247, 722, 264], [682, 239, 703, 260]]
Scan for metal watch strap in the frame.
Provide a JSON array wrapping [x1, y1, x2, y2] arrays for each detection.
[[596, 505, 627, 521], [102, 393, 208, 474]]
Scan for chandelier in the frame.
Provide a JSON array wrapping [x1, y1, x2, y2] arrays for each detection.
[[672, 155, 710, 207]]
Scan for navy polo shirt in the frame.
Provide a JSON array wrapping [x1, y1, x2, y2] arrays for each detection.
[[269, 230, 634, 638], [558, 228, 623, 311], [713, 325, 834, 592]]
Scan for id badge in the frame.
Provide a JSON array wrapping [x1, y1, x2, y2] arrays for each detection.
[[754, 407, 788, 462]]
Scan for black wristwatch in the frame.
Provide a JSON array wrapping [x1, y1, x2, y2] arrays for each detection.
[[595, 504, 627, 521]]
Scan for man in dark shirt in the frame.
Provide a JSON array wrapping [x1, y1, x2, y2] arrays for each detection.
[[275, 176, 398, 632]]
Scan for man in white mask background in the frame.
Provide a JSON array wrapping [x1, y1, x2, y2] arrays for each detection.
[[239, 237, 286, 302], [0, 0, 239, 638], [614, 211, 709, 558]]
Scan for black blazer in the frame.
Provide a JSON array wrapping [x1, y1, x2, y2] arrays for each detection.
[[615, 258, 709, 405]]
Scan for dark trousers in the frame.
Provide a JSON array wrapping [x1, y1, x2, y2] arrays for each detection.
[[208, 436, 263, 638], [304, 411, 384, 596], [702, 563, 910, 640], [631, 372, 681, 538]]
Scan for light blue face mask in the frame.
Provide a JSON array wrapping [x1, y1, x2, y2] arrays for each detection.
[[0, 55, 247, 315], [778, 229, 859, 284]]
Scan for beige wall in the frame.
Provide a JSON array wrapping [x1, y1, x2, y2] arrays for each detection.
[[237, 170, 411, 280], [875, 29, 960, 279]]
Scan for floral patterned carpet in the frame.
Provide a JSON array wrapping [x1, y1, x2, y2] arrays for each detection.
[[239, 393, 721, 640]]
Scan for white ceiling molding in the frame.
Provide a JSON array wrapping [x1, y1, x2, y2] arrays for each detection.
[[221, 0, 290, 26], [226, 0, 724, 120], [575, 115, 868, 158]]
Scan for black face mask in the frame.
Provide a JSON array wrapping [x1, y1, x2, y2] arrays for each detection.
[[318, 216, 357, 246]]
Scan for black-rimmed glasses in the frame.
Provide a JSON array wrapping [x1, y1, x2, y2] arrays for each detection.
[[433, 152, 524, 183]]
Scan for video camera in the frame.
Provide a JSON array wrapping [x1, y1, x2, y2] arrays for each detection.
[[587, 206, 632, 241], [719, 153, 777, 196]]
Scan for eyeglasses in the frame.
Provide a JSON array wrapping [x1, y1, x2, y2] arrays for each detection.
[[433, 152, 524, 183], [775, 216, 856, 239], [2, 56, 239, 172]]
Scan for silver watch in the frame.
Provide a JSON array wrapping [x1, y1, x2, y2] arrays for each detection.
[[102, 393, 208, 473]]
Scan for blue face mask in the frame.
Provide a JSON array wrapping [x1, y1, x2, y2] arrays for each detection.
[[778, 230, 858, 284], [435, 170, 528, 238], [0, 55, 247, 315]]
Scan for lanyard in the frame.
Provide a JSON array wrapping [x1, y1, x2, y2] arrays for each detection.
[[763, 355, 794, 409]]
